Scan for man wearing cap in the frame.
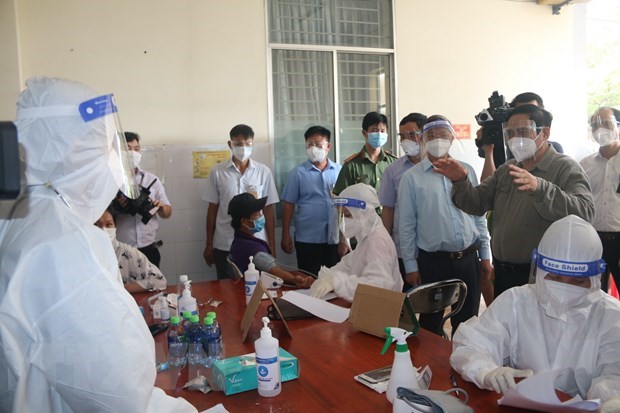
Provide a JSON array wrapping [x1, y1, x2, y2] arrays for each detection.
[[450, 215, 620, 412], [398, 115, 492, 337], [228, 193, 313, 288], [434, 104, 594, 297]]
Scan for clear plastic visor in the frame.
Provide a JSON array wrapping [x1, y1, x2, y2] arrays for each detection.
[[529, 248, 606, 281], [421, 120, 456, 144], [502, 119, 541, 143], [590, 115, 619, 132], [333, 197, 366, 233], [79, 94, 139, 199]]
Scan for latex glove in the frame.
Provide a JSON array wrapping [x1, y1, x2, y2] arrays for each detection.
[[601, 397, 620, 413], [318, 265, 336, 279], [310, 276, 334, 298], [477, 367, 534, 394]]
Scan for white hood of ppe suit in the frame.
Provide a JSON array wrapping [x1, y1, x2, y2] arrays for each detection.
[[450, 215, 620, 403], [326, 184, 402, 301], [0, 77, 196, 413], [15, 76, 123, 224]]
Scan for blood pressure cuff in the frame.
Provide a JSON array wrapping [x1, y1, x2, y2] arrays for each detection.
[[267, 298, 314, 321], [395, 387, 473, 413]]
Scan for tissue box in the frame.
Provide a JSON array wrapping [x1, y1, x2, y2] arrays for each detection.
[[212, 348, 299, 395]]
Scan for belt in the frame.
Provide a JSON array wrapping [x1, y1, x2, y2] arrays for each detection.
[[419, 244, 478, 260], [598, 232, 620, 241], [493, 258, 530, 273]]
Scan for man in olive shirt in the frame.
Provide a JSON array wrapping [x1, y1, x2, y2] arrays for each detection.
[[333, 111, 397, 195], [433, 104, 594, 297]]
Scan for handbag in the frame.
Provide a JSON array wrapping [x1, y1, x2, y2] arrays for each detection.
[[393, 387, 473, 413]]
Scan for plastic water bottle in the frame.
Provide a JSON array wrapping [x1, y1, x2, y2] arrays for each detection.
[[207, 311, 223, 358], [187, 315, 206, 365], [255, 317, 281, 397], [181, 311, 192, 331], [159, 296, 170, 326], [245, 256, 259, 304], [167, 316, 187, 367]]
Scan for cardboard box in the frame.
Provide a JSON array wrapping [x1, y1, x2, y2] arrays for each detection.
[[212, 348, 299, 395], [348, 284, 417, 338]]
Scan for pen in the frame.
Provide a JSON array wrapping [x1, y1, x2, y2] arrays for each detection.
[[449, 374, 460, 396]]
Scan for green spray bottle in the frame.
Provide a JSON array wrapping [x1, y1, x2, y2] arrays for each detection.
[[381, 327, 419, 403]]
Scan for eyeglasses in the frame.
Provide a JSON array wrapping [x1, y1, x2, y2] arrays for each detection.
[[503, 127, 543, 139], [397, 131, 422, 140]]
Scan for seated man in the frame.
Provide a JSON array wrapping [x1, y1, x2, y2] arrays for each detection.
[[310, 183, 403, 301], [95, 210, 167, 293], [450, 215, 620, 410], [228, 193, 313, 288]]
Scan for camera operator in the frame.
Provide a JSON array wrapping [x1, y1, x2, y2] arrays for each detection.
[[114, 131, 172, 267], [477, 92, 564, 181]]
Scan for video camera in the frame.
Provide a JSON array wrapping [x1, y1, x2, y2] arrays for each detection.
[[475, 91, 512, 167], [1, 122, 20, 200], [112, 178, 159, 224]]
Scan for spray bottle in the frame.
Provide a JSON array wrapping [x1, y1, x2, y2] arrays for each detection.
[[245, 256, 259, 305], [255, 316, 281, 397], [381, 327, 419, 403]]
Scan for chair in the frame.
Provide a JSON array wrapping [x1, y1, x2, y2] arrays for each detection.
[[226, 257, 244, 280], [399, 279, 467, 339]]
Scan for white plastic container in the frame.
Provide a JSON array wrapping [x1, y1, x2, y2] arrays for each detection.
[[178, 282, 197, 316], [159, 296, 170, 325], [254, 316, 281, 397], [382, 327, 419, 404], [177, 274, 189, 299], [245, 256, 259, 305]]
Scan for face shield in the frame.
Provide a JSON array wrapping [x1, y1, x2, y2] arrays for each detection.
[[589, 114, 619, 147], [421, 120, 455, 159], [78, 94, 139, 199], [502, 119, 543, 163], [334, 197, 367, 240]]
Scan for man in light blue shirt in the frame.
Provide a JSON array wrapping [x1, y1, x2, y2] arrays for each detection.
[[281, 126, 342, 276], [399, 115, 493, 336], [379, 112, 427, 291]]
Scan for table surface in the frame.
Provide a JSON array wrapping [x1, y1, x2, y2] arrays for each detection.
[[135, 280, 534, 412]]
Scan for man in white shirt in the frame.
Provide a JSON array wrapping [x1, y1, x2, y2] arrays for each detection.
[[580, 107, 620, 292], [202, 124, 279, 279], [114, 132, 172, 267]]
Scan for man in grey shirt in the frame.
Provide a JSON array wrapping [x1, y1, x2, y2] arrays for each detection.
[[433, 104, 594, 298]]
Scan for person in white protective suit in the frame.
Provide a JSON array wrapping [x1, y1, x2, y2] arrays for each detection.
[[310, 183, 403, 301], [450, 215, 620, 411], [0, 77, 197, 412]]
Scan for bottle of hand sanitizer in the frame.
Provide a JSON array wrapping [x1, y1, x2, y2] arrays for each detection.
[[255, 316, 281, 397], [245, 256, 259, 305], [382, 327, 419, 403]]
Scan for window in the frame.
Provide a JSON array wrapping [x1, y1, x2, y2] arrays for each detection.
[[269, 0, 395, 196]]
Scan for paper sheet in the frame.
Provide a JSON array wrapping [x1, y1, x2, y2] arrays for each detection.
[[498, 369, 601, 412], [281, 290, 350, 323], [200, 403, 229, 413]]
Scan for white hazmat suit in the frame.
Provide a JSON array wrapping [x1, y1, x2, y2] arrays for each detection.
[[450, 215, 620, 407], [0, 77, 196, 412], [310, 183, 402, 301]]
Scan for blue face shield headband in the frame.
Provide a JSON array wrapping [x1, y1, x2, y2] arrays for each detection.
[[333, 198, 366, 210], [532, 249, 606, 277]]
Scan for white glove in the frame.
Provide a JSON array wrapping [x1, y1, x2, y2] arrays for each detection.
[[318, 265, 335, 279], [477, 367, 533, 394], [601, 397, 620, 413], [310, 276, 334, 298]]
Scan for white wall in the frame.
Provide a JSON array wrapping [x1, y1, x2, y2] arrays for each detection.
[[1, 0, 589, 282]]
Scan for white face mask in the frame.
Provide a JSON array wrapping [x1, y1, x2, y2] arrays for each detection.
[[508, 136, 539, 162], [128, 151, 142, 169], [593, 128, 618, 147], [400, 140, 420, 157], [543, 279, 589, 317], [342, 216, 361, 239], [306, 146, 327, 163], [425, 138, 451, 158], [232, 146, 253, 162], [103, 227, 116, 242]]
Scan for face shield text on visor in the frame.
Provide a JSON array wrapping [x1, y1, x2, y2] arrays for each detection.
[[78, 94, 139, 199], [529, 248, 607, 283], [334, 197, 367, 239]]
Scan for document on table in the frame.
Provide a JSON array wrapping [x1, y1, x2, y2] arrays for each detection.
[[281, 290, 350, 323], [498, 369, 601, 412]]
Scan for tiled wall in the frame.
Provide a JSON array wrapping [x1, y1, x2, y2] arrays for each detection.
[[143, 143, 297, 287]]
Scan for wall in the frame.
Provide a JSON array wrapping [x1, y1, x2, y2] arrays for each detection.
[[0, 0, 588, 283]]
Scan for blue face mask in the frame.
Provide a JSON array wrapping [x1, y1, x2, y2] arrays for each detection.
[[367, 132, 388, 149], [249, 215, 265, 234]]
